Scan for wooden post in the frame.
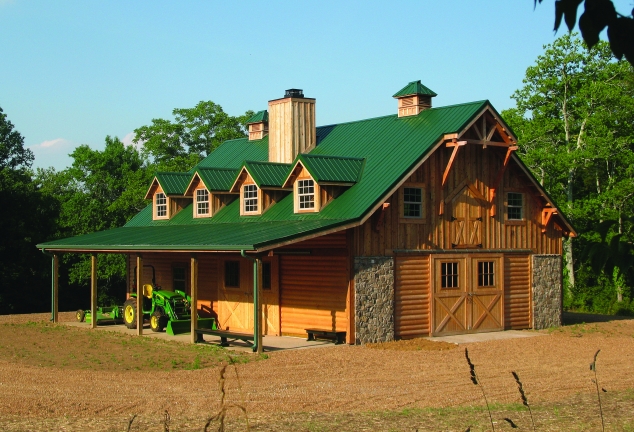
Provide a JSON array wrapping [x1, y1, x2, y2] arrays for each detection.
[[190, 254, 198, 344], [53, 254, 59, 323], [256, 258, 263, 354], [90, 254, 97, 329], [136, 255, 143, 335]]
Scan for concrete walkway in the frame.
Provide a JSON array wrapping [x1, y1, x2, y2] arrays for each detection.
[[429, 329, 545, 344], [64, 321, 336, 352]]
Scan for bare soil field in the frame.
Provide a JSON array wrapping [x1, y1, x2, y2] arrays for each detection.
[[0, 312, 633, 431]]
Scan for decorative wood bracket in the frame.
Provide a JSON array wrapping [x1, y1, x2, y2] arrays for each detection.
[[442, 139, 467, 186], [373, 202, 391, 232], [488, 145, 518, 216], [542, 208, 557, 232]]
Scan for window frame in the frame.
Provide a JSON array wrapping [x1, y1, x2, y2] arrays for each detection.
[[241, 183, 260, 215], [297, 179, 316, 211], [505, 191, 525, 223], [399, 182, 426, 224], [293, 174, 321, 213], [224, 260, 240, 289], [154, 192, 169, 220], [172, 265, 187, 293], [477, 261, 495, 288], [440, 261, 460, 289], [194, 188, 211, 218]]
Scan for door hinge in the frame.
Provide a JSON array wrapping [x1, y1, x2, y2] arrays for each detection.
[[476, 217, 482, 222], [451, 216, 457, 221]]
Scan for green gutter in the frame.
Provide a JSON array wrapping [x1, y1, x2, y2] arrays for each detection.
[[240, 250, 260, 353]]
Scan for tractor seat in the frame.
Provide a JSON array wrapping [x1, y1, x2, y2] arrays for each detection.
[[142, 284, 153, 298]]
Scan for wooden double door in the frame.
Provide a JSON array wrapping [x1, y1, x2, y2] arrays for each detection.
[[431, 254, 503, 336]]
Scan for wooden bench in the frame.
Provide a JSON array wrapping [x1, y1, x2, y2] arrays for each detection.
[[305, 328, 347, 345], [195, 328, 255, 350]]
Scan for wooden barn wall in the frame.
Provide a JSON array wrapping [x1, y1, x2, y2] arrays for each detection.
[[127, 253, 218, 318], [277, 231, 350, 337], [394, 254, 430, 339], [504, 254, 531, 329], [353, 145, 563, 256]]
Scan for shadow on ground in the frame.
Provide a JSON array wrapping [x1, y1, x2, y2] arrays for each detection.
[[563, 311, 633, 325]]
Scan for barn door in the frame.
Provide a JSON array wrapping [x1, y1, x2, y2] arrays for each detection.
[[451, 187, 483, 248], [218, 259, 253, 332], [432, 257, 468, 335], [431, 255, 503, 336]]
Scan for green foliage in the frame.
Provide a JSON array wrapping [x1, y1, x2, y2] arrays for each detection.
[[504, 33, 634, 314], [536, 0, 634, 65]]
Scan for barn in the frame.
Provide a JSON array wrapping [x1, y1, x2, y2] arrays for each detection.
[[38, 82, 575, 346]]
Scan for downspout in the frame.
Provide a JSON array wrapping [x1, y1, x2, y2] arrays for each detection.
[[240, 250, 259, 353], [41, 249, 54, 322]]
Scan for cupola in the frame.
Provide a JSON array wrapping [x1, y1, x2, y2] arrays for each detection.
[[393, 80, 437, 117], [268, 89, 316, 163], [246, 110, 268, 141]]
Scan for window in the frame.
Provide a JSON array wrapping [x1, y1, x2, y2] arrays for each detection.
[[243, 184, 258, 213], [477, 261, 495, 287], [297, 179, 315, 210], [507, 192, 523, 220], [263, 262, 271, 290], [173, 267, 186, 291], [441, 262, 459, 288], [196, 189, 210, 216], [225, 261, 240, 288], [155, 192, 167, 218], [403, 187, 423, 218]]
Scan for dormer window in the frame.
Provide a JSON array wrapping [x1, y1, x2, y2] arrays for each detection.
[[297, 179, 315, 210], [243, 184, 259, 214], [155, 192, 168, 219], [196, 189, 210, 217]]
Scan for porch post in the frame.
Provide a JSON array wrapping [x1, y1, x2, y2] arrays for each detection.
[[255, 258, 263, 355], [53, 254, 59, 323], [90, 254, 97, 329], [136, 254, 143, 335], [190, 254, 198, 344]]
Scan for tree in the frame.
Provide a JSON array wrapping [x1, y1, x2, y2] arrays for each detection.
[[0, 106, 58, 314], [503, 34, 634, 303], [134, 101, 253, 170], [536, 0, 634, 65]]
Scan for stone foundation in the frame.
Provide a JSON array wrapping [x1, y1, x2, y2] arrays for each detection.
[[354, 257, 394, 344], [532, 254, 562, 329]]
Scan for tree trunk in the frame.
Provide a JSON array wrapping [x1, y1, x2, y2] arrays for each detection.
[[565, 168, 575, 289]]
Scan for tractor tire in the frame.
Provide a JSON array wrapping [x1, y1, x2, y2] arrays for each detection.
[[123, 299, 137, 329], [150, 310, 167, 332], [76, 309, 85, 322]]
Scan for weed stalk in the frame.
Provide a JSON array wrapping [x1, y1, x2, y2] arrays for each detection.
[[465, 348, 495, 431], [511, 371, 535, 431], [590, 349, 605, 432]]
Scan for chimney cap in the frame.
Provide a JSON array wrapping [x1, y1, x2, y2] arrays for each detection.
[[393, 80, 437, 98], [284, 88, 304, 98]]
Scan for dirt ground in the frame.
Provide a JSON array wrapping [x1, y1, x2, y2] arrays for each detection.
[[1, 312, 634, 431]]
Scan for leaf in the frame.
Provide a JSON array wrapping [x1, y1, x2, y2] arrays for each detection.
[[580, 12, 601, 48], [608, 17, 634, 64], [564, 0, 583, 31]]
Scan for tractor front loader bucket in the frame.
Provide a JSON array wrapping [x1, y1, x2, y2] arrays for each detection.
[[166, 317, 216, 336]]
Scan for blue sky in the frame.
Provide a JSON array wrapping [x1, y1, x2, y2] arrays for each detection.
[[1, 0, 632, 171]]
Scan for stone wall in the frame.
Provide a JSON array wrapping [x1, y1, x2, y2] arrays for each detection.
[[354, 257, 394, 344], [532, 254, 562, 329]]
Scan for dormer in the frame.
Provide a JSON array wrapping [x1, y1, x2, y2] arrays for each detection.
[[283, 154, 365, 213], [393, 80, 437, 117], [268, 89, 316, 163], [246, 110, 268, 141], [144, 172, 191, 220], [230, 161, 292, 216], [184, 168, 239, 218]]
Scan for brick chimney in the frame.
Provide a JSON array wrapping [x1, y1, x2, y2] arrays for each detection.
[[268, 89, 316, 163], [393, 80, 437, 117]]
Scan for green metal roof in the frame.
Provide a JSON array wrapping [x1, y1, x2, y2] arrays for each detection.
[[296, 154, 365, 184], [242, 161, 291, 188], [195, 167, 239, 191], [39, 99, 497, 251], [246, 110, 268, 124], [154, 172, 191, 195], [393, 80, 437, 98]]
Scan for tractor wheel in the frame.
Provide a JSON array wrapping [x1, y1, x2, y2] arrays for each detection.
[[76, 309, 85, 322], [123, 299, 137, 329], [150, 310, 167, 332]]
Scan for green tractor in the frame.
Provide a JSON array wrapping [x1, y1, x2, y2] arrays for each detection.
[[122, 265, 215, 335]]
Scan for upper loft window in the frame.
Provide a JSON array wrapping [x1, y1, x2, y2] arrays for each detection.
[[298, 179, 315, 210], [507, 192, 524, 220], [155, 192, 168, 219], [403, 187, 422, 218], [196, 189, 210, 217], [243, 184, 258, 214]]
